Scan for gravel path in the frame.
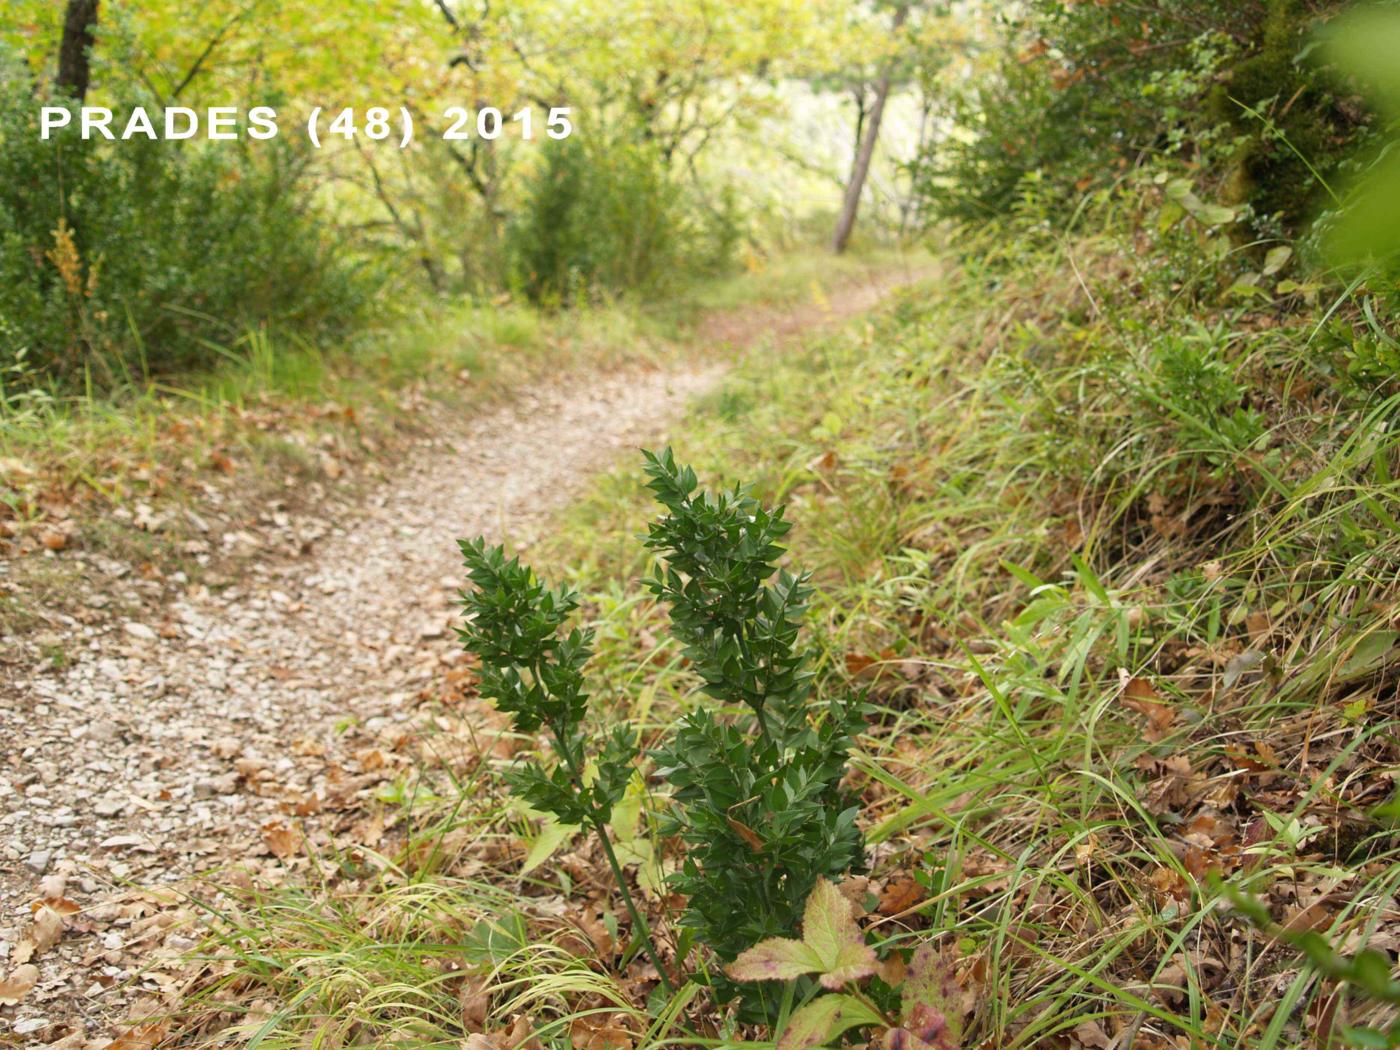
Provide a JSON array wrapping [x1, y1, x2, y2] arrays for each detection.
[[1, 363, 722, 1045], [0, 270, 918, 1046]]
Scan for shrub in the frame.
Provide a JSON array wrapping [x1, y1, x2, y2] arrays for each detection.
[[457, 450, 865, 1014], [916, 0, 1365, 233], [640, 449, 866, 986], [506, 136, 738, 305], [0, 57, 382, 389]]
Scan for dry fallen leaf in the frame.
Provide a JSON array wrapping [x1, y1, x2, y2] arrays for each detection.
[[574, 910, 615, 958], [878, 876, 923, 917], [26, 904, 65, 959], [504, 1015, 545, 1050], [35, 896, 81, 917], [40, 528, 70, 550], [1073, 1018, 1115, 1049], [460, 974, 491, 1029], [1119, 673, 1176, 737], [0, 963, 39, 1005], [877, 952, 907, 987], [103, 1023, 168, 1050], [261, 821, 300, 859]]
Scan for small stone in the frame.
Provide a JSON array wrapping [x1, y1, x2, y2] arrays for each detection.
[[87, 720, 120, 742], [24, 849, 51, 874], [122, 622, 157, 642], [13, 1017, 47, 1035], [93, 795, 124, 817]]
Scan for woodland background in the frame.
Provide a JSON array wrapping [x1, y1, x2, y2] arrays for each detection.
[[3, 2, 1400, 1049]]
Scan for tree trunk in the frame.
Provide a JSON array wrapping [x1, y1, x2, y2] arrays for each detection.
[[56, 0, 100, 102], [832, 3, 908, 254]]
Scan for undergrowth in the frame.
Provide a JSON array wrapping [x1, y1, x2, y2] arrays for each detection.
[[175, 181, 1400, 1050]]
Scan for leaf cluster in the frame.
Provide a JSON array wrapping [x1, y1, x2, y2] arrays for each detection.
[[458, 537, 635, 827], [728, 878, 964, 1050], [457, 452, 866, 1007], [641, 449, 866, 982]]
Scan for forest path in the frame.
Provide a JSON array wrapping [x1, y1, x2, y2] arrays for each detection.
[[0, 267, 917, 1045]]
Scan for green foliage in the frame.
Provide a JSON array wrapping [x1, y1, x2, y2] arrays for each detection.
[[917, 0, 1364, 232], [456, 537, 670, 987], [1139, 325, 1266, 469], [725, 877, 877, 990], [506, 136, 739, 306], [457, 539, 633, 825], [1207, 0, 1358, 227], [641, 448, 866, 992], [1220, 880, 1400, 1048], [0, 59, 381, 390], [458, 451, 866, 1011], [1317, 3, 1400, 272], [728, 879, 963, 1050]]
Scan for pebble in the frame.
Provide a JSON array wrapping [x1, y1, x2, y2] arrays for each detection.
[[24, 849, 51, 874]]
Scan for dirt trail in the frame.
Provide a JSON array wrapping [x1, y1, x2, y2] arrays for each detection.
[[0, 269, 920, 1045]]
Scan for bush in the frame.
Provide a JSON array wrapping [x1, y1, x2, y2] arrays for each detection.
[[506, 135, 738, 305], [917, 0, 1366, 234], [457, 450, 865, 1018], [0, 59, 382, 389]]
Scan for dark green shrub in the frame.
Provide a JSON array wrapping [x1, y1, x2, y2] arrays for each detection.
[[457, 450, 865, 1015], [0, 57, 382, 389], [506, 136, 737, 305], [916, 0, 1365, 233], [641, 449, 866, 980]]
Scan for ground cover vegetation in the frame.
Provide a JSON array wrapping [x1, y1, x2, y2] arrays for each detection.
[[161, 3, 1400, 1046], [4, 0, 1400, 1048]]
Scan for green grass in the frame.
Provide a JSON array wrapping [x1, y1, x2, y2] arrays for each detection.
[[166, 205, 1400, 1049], [0, 246, 916, 503]]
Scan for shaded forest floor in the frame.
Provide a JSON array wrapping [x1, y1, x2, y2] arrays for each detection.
[[0, 264, 923, 1047]]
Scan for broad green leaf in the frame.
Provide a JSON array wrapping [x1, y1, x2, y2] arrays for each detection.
[[1164, 178, 1194, 202], [801, 878, 879, 988], [727, 937, 827, 982], [1195, 204, 1237, 227], [1262, 245, 1293, 275], [520, 818, 578, 875], [727, 878, 876, 987], [1337, 631, 1397, 682], [777, 994, 884, 1050]]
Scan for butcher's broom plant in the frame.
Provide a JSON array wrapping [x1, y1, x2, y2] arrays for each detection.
[[640, 449, 866, 998], [456, 537, 673, 992], [457, 450, 866, 1006]]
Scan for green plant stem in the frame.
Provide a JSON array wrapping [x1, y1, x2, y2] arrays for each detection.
[[547, 723, 676, 995], [846, 985, 895, 1028], [593, 816, 677, 995]]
